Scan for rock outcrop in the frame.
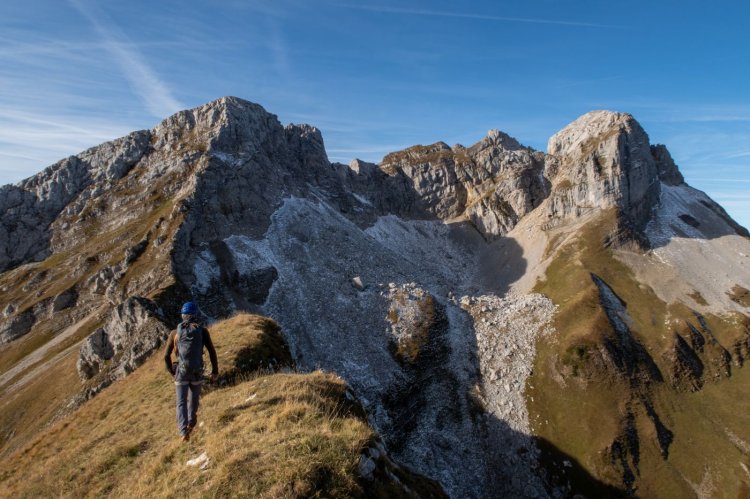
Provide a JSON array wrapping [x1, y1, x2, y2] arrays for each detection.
[[651, 144, 684, 186], [0, 308, 35, 344], [591, 273, 663, 383], [377, 129, 548, 238], [51, 287, 78, 313], [77, 327, 114, 380], [77, 296, 170, 382]]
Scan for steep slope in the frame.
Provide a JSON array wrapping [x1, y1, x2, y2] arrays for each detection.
[[1, 97, 749, 497], [528, 209, 750, 497], [0, 313, 445, 497], [525, 114, 750, 496]]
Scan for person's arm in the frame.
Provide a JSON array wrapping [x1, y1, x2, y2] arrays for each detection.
[[203, 328, 219, 376], [164, 330, 176, 374]]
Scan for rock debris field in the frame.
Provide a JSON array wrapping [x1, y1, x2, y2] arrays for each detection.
[[459, 293, 557, 434]]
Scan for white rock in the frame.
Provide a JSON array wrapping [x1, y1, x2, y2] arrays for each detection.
[[351, 276, 364, 290], [186, 452, 209, 468]]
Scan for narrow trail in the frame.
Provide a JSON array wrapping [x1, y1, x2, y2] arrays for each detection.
[[0, 309, 101, 394]]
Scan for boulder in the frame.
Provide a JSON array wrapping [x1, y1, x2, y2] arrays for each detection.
[[3, 303, 15, 317], [51, 287, 78, 313], [0, 309, 35, 343], [77, 328, 114, 380]]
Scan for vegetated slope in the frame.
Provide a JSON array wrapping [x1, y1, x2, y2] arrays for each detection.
[[528, 208, 750, 497], [0, 313, 445, 498], [0, 122, 197, 455]]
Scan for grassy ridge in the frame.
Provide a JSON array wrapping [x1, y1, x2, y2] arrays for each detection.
[[0, 314, 441, 498]]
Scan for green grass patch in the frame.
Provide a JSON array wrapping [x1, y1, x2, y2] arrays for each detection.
[[688, 289, 709, 306], [728, 285, 750, 308], [528, 211, 750, 495]]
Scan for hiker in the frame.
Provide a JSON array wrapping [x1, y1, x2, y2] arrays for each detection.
[[164, 302, 219, 442]]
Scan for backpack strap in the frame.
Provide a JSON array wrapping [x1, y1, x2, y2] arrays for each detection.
[[175, 322, 189, 359]]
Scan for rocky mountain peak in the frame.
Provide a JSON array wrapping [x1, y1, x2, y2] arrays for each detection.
[[650, 143, 685, 186], [543, 110, 664, 232], [484, 129, 524, 151], [547, 110, 641, 157], [375, 134, 547, 239], [151, 96, 284, 157]]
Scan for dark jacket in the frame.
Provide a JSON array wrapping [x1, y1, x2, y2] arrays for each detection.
[[164, 322, 219, 378]]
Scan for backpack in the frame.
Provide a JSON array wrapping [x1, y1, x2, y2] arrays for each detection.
[[175, 321, 204, 379]]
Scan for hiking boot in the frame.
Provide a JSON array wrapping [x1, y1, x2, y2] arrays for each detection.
[[187, 422, 196, 434], [181, 433, 190, 442]]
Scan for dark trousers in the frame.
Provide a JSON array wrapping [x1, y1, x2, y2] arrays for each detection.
[[175, 381, 201, 436]]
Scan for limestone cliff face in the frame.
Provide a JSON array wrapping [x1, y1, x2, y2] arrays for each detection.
[[0, 104, 722, 280], [545, 110, 662, 230], [377, 129, 548, 238], [2, 97, 749, 498], [0, 131, 151, 272], [650, 144, 684, 186]]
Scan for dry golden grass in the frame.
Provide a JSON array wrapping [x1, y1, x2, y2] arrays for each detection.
[[0, 165, 190, 458], [208, 315, 293, 382], [0, 353, 82, 456], [0, 311, 102, 389], [0, 328, 59, 377], [0, 312, 105, 458], [0, 314, 439, 498]]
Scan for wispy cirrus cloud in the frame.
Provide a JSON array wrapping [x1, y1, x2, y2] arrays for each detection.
[[650, 114, 750, 124], [0, 104, 136, 183], [336, 4, 622, 29], [726, 151, 750, 159], [589, 99, 750, 124], [264, 18, 291, 78], [67, 0, 183, 118], [0, 29, 143, 184]]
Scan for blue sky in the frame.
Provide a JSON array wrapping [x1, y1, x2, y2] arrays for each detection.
[[2, 0, 749, 226]]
